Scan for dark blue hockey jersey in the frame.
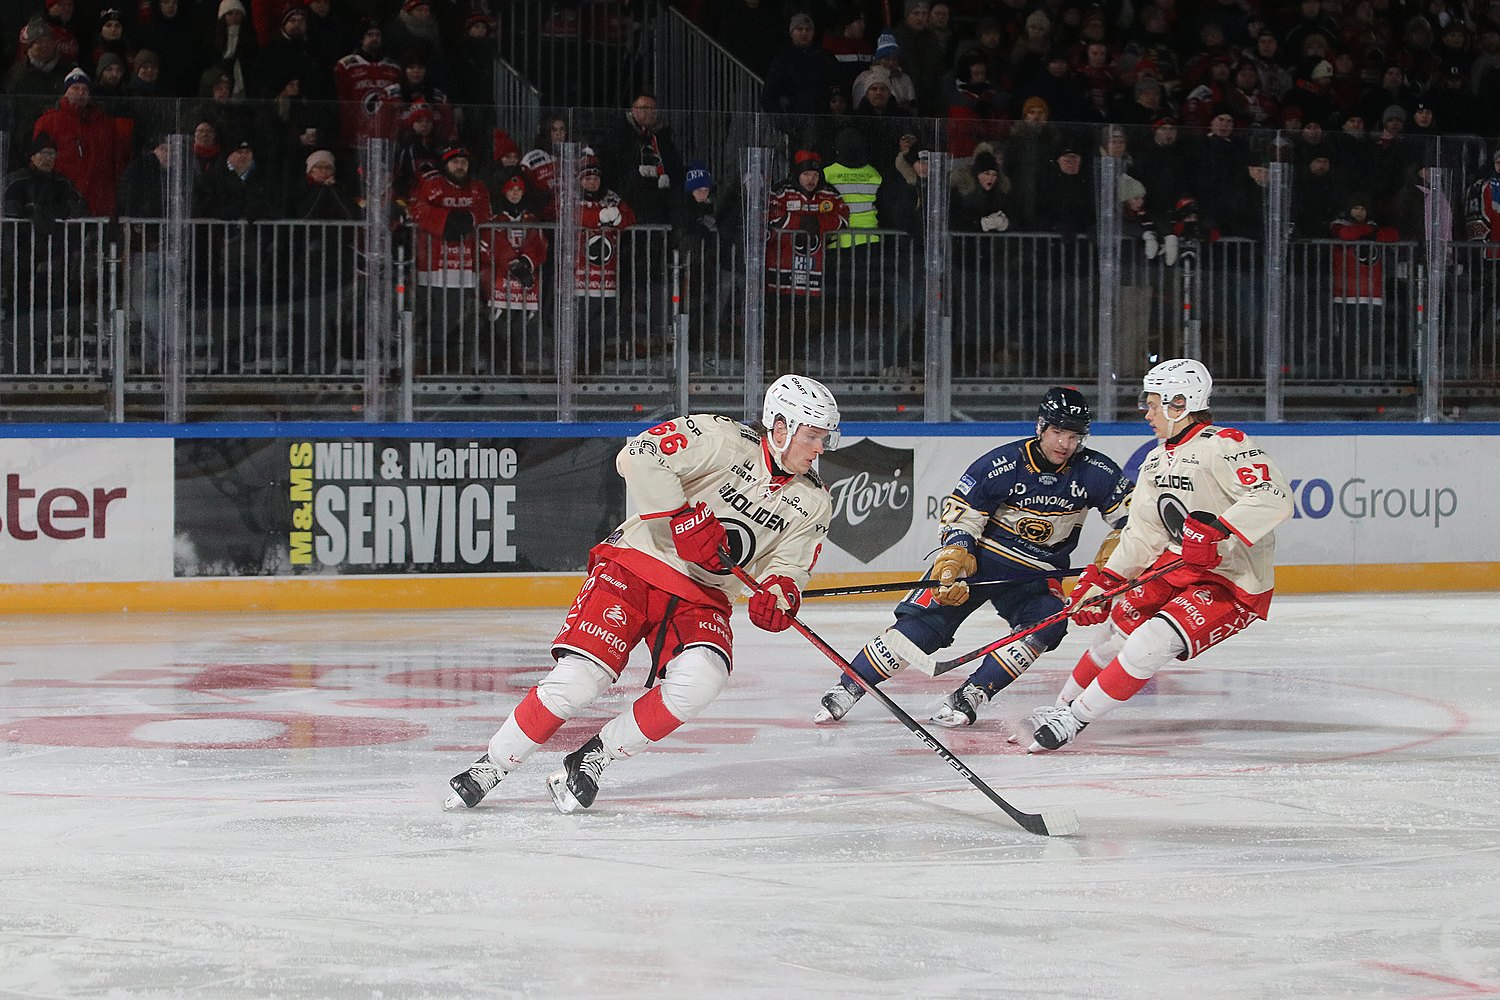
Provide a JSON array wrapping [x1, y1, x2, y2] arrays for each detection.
[[939, 438, 1133, 574]]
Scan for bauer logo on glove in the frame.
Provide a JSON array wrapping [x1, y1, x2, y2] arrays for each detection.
[[668, 502, 726, 570], [1179, 511, 1229, 570]]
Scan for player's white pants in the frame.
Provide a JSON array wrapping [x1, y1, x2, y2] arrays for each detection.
[[487, 652, 613, 771], [1071, 616, 1186, 723], [599, 646, 729, 759]]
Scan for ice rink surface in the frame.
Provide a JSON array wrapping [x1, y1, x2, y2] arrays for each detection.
[[2, 594, 1498, 1000]]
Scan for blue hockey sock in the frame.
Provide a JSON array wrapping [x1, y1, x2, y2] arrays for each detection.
[[964, 636, 1045, 697], [840, 619, 944, 693]]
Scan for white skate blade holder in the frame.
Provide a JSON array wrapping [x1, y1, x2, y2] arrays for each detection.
[[546, 769, 583, 814]]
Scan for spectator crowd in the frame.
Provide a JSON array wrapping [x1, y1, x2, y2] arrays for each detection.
[[689, 0, 1500, 246], [2, 0, 1499, 381]]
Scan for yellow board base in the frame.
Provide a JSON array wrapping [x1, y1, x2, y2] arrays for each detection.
[[0, 575, 588, 615], [0, 563, 1495, 615]]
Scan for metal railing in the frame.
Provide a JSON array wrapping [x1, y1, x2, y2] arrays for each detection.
[[4, 112, 1500, 423], [497, 0, 649, 111], [178, 219, 370, 377], [492, 56, 543, 156], [652, 5, 764, 205], [1, 218, 113, 379]]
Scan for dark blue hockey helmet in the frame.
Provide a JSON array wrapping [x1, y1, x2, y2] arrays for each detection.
[[1036, 386, 1091, 436]]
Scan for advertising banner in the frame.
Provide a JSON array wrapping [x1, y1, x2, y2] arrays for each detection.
[[4, 427, 1495, 592], [173, 436, 626, 576], [0, 438, 173, 584], [814, 430, 1500, 576]]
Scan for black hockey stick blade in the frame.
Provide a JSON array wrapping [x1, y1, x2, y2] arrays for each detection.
[[801, 565, 1089, 600], [727, 559, 1079, 837]]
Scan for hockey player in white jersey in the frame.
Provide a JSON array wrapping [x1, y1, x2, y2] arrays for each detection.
[[1028, 358, 1294, 751], [445, 375, 838, 812]]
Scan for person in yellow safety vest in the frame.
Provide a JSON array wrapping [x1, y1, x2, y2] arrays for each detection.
[[823, 127, 882, 248]]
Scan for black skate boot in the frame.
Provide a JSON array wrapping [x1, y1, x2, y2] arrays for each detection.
[[546, 735, 615, 814], [444, 753, 505, 810]]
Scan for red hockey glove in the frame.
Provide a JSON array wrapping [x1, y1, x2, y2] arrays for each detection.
[[669, 502, 726, 570], [1179, 512, 1229, 572], [1067, 564, 1126, 626], [749, 575, 801, 633]]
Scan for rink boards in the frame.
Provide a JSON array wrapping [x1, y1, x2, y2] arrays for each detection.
[[1, 421, 1496, 612]]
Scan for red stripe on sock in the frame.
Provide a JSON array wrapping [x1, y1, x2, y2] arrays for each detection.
[[513, 688, 565, 744], [633, 687, 685, 742], [1071, 650, 1104, 688], [1096, 658, 1149, 702]]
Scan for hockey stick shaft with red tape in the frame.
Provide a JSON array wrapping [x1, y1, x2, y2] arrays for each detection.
[[888, 559, 1186, 677], [801, 564, 1090, 600], [727, 558, 1078, 838]]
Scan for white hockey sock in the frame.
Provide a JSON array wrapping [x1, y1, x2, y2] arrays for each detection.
[[487, 714, 544, 773], [598, 709, 652, 760], [599, 646, 728, 759], [1073, 618, 1183, 722], [489, 652, 614, 772], [1059, 629, 1124, 705]]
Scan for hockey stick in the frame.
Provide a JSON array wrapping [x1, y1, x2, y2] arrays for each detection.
[[801, 565, 1090, 600], [727, 559, 1079, 838], [886, 559, 1186, 678]]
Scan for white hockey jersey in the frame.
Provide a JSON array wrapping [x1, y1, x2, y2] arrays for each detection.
[[1104, 422, 1293, 616], [593, 414, 833, 610]]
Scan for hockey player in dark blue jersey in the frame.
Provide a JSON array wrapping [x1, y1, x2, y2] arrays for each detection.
[[813, 387, 1134, 728]]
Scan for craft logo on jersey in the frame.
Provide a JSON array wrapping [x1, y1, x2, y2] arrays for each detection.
[[820, 439, 914, 562]]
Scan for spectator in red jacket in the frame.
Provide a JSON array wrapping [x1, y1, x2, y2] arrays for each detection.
[[1328, 192, 1399, 374], [333, 19, 401, 145], [410, 143, 492, 373], [572, 148, 637, 373], [33, 68, 130, 217], [485, 172, 549, 373]]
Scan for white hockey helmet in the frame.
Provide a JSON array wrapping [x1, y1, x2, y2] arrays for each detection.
[[1141, 358, 1213, 414], [762, 374, 841, 458]]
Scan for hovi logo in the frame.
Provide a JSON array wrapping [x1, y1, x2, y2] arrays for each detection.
[[820, 439, 914, 562]]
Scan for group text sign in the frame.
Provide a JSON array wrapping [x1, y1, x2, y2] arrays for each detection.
[[0, 438, 174, 584], [174, 436, 626, 576], [813, 430, 1500, 574]]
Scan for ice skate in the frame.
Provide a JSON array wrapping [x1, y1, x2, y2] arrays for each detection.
[[930, 683, 989, 728], [812, 682, 863, 724], [546, 735, 614, 814], [1027, 704, 1088, 752], [443, 753, 505, 810]]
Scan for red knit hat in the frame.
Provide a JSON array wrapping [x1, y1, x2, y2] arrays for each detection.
[[492, 129, 519, 161]]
